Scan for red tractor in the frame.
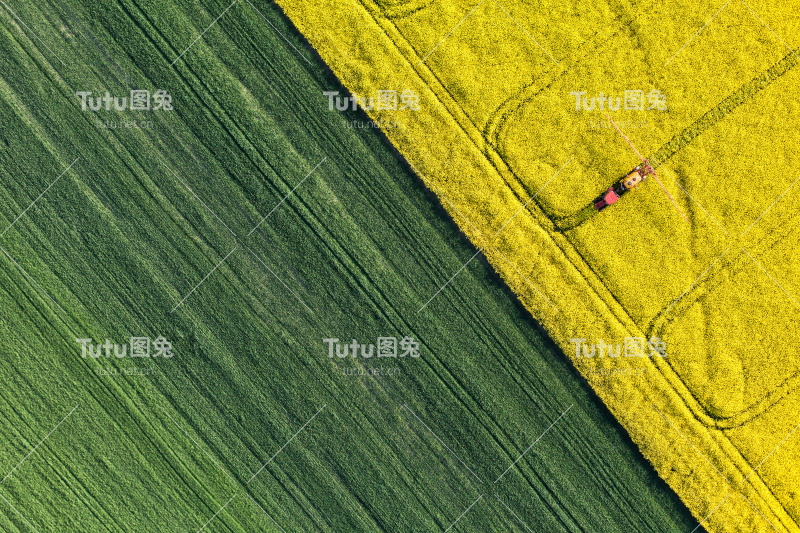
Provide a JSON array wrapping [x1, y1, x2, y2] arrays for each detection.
[[593, 165, 649, 211], [595, 113, 689, 222]]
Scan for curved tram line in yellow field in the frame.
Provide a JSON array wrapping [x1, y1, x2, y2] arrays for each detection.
[[554, 46, 800, 231], [272, 0, 800, 528]]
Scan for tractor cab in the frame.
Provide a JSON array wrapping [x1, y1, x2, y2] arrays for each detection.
[[620, 166, 647, 190], [593, 165, 652, 211]]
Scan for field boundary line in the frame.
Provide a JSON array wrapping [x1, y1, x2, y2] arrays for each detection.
[[418, 157, 569, 312], [270, 0, 800, 528], [492, 246, 557, 311], [408, 161, 483, 238]]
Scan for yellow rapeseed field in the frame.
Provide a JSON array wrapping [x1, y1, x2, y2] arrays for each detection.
[[275, 0, 800, 530]]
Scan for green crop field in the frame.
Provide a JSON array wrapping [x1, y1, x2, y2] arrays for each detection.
[[0, 0, 701, 531]]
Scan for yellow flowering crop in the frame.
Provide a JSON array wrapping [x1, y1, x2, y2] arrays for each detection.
[[276, 0, 800, 529]]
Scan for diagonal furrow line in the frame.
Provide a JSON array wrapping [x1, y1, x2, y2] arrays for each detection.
[[495, 404, 572, 483], [0, 0, 64, 65], [158, 157, 236, 237], [171, 0, 238, 66], [0, 244, 66, 314], [1, 158, 79, 238], [170, 246, 238, 313], [417, 250, 481, 313], [247, 405, 326, 484], [418, 0, 484, 65], [197, 494, 235, 532], [246, 246, 313, 313], [402, 404, 485, 485], [0, 404, 79, 485], [0, 491, 40, 533], [159, 406, 238, 486], [248, 156, 327, 236], [443, 494, 482, 532]]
